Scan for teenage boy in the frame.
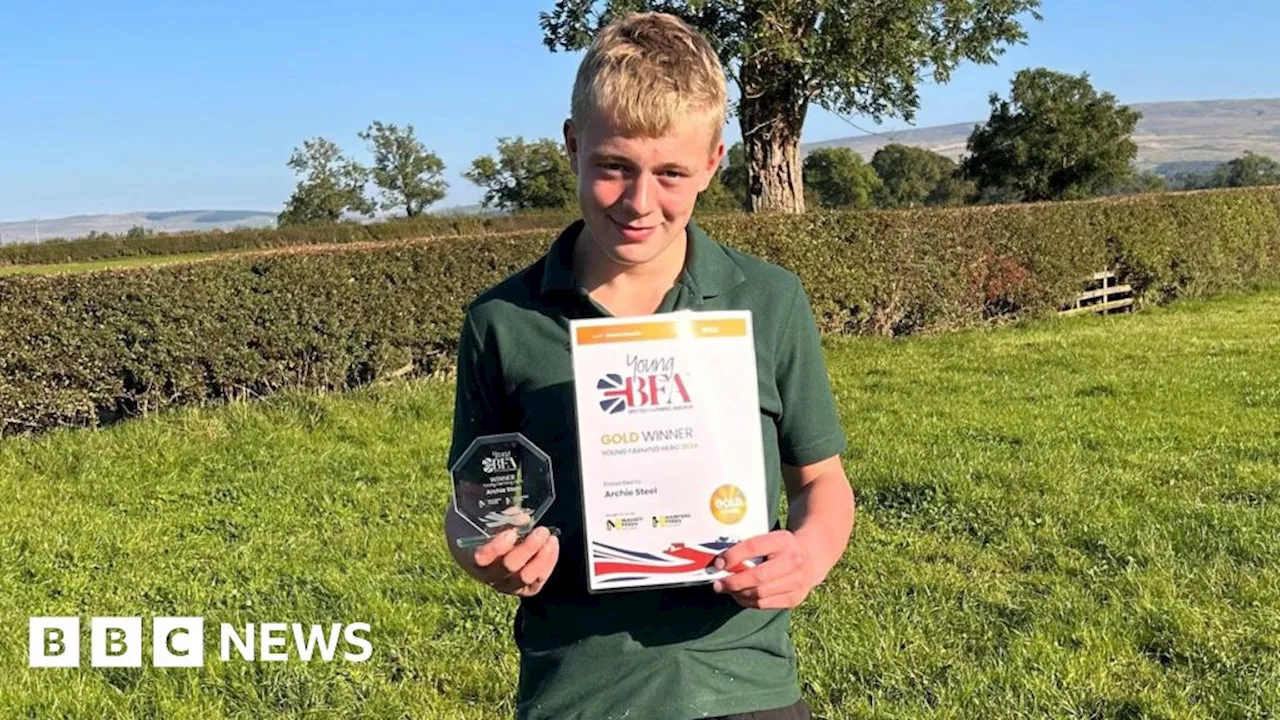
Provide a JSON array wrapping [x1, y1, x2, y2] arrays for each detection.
[[445, 12, 855, 720]]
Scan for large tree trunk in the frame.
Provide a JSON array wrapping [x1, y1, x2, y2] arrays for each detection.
[[739, 50, 810, 213], [740, 104, 806, 213]]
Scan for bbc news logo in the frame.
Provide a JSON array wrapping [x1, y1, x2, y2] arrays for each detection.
[[28, 617, 372, 668]]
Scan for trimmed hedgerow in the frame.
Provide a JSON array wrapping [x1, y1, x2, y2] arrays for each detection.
[[0, 211, 579, 267], [1, 187, 1276, 435]]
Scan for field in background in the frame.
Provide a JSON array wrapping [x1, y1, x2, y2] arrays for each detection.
[[1, 290, 1277, 718], [0, 251, 227, 276]]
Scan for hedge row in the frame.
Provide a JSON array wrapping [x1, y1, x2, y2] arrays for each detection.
[[0, 211, 578, 267], [1, 187, 1277, 435]]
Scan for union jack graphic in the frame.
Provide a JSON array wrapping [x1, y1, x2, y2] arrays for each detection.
[[591, 539, 751, 585], [597, 373, 630, 414]]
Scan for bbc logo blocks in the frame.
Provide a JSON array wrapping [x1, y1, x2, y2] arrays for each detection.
[[30, 617, 205, 668], [28, 617, 80, 668], [92, 616, 143, 668]]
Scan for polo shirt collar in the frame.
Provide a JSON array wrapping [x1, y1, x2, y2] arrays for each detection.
[[539, 218, 744, 300], [538, 220, 580, 296]]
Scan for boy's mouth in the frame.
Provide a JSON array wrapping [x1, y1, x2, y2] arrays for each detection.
[[611, 218, 659, 242]]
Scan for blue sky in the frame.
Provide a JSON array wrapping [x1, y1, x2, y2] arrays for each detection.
[[2, 0, 1278, 221]]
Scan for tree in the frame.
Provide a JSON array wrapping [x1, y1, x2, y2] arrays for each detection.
[[927, 174, 977, 206], [802, 147, 881, 209], [696, 142, 751, 212], [694, 173, 740, 213], [972, 184, 1024, 206], [720, 142, 749, 209], [962, 68, 1141, 202], [1102, 169, 1167, 196], [1212, 151, 1280, 188], [540, 1, 1040, 214], [358, 121, 448, 217], [1167, 171, 1216, 192], [278, 137, 373, 225], [871, 144, 963, 208], [464, 137, 577, 212]]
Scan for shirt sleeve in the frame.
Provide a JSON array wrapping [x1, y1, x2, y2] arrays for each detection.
[[447, 309, 507, 469], [774, 277, 847, 467]]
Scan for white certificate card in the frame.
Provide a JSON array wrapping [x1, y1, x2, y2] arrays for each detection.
[[570, 310, 769, 593]]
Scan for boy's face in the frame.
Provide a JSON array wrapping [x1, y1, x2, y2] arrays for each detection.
[[564, 109, 725, 270]]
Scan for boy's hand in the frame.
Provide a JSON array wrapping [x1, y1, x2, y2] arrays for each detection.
[[711, 530, 816, 610], [470, 526, 560, 597]]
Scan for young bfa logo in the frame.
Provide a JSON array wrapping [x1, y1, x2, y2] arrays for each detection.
[[597, 354, 692, 414]]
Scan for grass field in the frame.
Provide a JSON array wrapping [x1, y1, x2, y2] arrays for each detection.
[[1, 290, 1278, 719]]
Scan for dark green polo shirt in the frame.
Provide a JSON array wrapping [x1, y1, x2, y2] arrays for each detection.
[[448, 219, 847, 720]]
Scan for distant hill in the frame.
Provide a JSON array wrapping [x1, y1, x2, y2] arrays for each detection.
[[0, 210, 277, 246], [802, 98, 1280, 176], [0, 204, 512, 246], [5, 98, 1277, 246], [427, 203, 501, 216]]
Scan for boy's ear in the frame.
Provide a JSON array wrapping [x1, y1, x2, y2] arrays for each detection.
[[563, 119, 580, 176], [700, 140, 726, 192]]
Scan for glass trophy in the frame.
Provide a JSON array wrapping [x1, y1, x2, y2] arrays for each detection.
[[450, 432, 556, 549]]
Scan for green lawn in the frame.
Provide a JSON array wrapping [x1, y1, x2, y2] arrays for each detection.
[[0, 252, 226, 276], [1, 291, 1278, 718]]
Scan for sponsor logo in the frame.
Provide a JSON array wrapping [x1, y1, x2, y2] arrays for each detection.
[[651, 513, 690, 529], [606, 516, 643, 532]]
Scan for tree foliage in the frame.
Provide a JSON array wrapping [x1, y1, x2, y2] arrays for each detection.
[[1215, 152, 1280, 188], [539, 0, 1041, 213], [720, 142, 748, 207], [1168, 152, 1280, 191], [1102, 169, 1167, 197], [962, 68, 1141, 202], [359, 122, 448, 217], [871, 144, 967, 208], [927, 174, 978, 207], [695, 174, 740, 213], [802, 147, 881, 209], [697, 142, 750, 212], [279, 137, 373, 226], [464, 137, 578, 212]]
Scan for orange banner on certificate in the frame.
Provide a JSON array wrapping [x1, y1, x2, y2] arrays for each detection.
[[575, 317, 747, 346]]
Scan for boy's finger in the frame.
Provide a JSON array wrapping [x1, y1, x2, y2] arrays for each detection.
[[715, 538, 762, 571], [741, 573, 805, 602], [472, 529, 519, 569], [518, 535, 560, 587], [715, 566, 762, 594], [495, 536, 559, 595], [715, 554, 793, 593], [500, 527, 551, 575], [717, 533, 784, 571], [717, 572, 806, 608], [752, 582, 810, 610]]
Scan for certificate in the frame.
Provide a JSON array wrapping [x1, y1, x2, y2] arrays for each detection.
[[569, 310, 769, 593]]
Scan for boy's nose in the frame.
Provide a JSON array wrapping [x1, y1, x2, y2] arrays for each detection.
[[622, 174, 657, 215]]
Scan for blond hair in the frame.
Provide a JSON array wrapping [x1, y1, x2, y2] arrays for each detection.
[[571, 12, 727, 145]]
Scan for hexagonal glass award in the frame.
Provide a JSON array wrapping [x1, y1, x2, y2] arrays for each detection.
[[450, 433, 555, 548]]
